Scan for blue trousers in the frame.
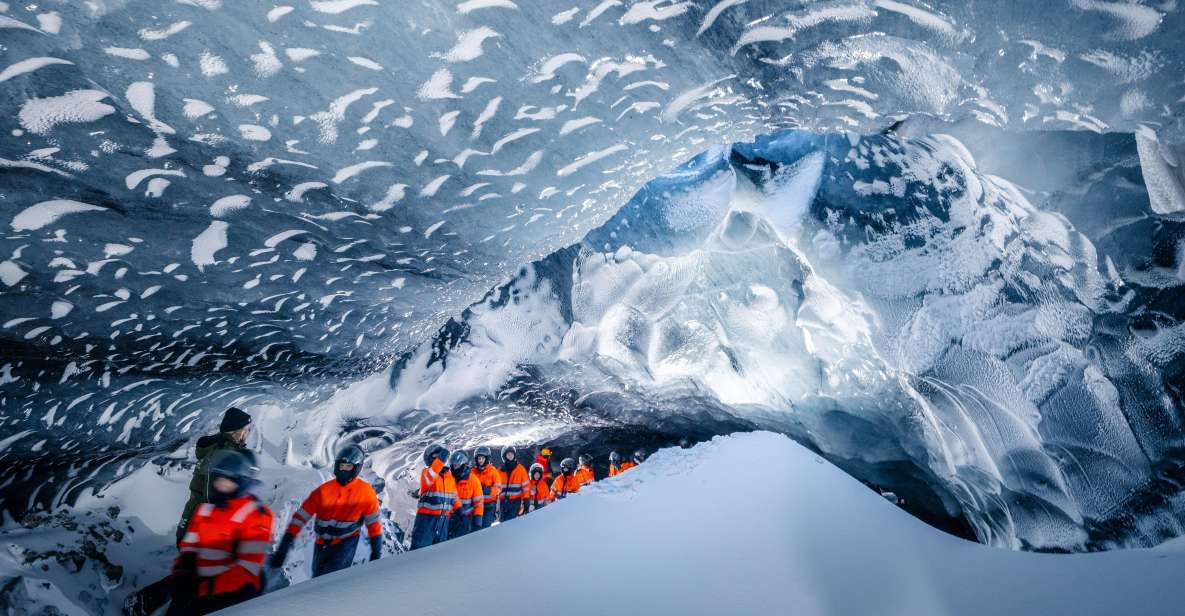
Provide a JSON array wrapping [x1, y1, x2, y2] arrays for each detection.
[[410, 512, 447, 550], [481, 503, 497, 528], [434, 513, 450, 543], [500, 499, 521, 523], [449, 512, 474, 539], [312, 534, 358, 578]]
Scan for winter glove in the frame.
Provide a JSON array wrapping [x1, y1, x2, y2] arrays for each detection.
[[368, 535, 382, 561], [268, 534, 293, 569]]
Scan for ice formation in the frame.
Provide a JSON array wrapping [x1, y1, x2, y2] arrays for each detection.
[[1, 0, 1184, 611]]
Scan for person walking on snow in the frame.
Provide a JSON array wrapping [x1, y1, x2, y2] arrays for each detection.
[[525, 463, 552, 512], [269, 445, 382, 577], [167, 450, 272, 616], [552, 457, 582, 500], [176, 407, 253, 544], [575, 454, 594, 487], [410, 443, 458, 550], [124, 408, 255, 616], [473, 446, 501, 529], [608, 451, 622, 477], [499, 446, 528, 523], [449, 451, 484, 539]]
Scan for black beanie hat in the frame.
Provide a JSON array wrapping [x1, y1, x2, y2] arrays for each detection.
[[219, 407, 251, 432]]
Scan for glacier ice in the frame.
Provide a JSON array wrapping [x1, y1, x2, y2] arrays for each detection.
[[0, 0, 1183, 583]]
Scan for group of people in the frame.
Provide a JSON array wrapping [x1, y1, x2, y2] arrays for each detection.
[[126, 407, 650, 615], [408, 443, 647, 550]]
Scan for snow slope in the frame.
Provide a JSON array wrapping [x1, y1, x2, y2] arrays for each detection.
[[236, 432, 1185, 616]]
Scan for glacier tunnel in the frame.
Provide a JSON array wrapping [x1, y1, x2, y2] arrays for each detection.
[[1, 0, 1184, 613]]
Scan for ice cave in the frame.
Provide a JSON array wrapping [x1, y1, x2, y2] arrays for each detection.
[[1, 0, 1184, 614]]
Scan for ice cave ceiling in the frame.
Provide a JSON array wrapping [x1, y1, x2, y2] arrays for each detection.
[[1, 0, 1184, 550]]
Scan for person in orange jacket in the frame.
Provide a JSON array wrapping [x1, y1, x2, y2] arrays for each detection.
[[410, 443, 458, 550], [472, 446, 501, 529], [552, 457, 582, 500], [534, 447, 554, 484], [608, 451, 622, 477], [448, 451, 484, 538], [619, 449, 645, 473], [168, 450, 272, 616], [575, 453, 595, 486], [270, 445, 382, 577], [499, 446, 528, 523], [525, 463, 552, 512]]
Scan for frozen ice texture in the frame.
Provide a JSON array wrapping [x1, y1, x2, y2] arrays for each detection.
[[0, 0, 1183, 559]]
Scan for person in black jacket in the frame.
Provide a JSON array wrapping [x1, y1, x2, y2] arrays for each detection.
[[175, 407, 253, 544], [124, 407, 253, 616]]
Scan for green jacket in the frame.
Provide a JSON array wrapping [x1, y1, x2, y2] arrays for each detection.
[[176, 433, 246, 543], [188, 433, 247, 499]]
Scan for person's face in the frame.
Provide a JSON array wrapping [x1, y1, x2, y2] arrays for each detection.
[[475, 455, 487, 467], [505, 452, 515, 463], [212, 476, 239, 495], [228, 425, 250, 444], [531, 471, 541, 480], [337, 461, 355, 473]]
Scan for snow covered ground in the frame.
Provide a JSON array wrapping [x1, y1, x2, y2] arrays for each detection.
[[236, 432, 1185, 616]]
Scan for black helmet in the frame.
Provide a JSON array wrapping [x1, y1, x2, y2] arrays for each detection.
[[501, 446, 517, 463], [474, 446, 491, 467], [208, 450, 258, 503], [449, 450, 470, 478], [609, 451, 621, 464], [529, 463, 544, 479], [560, 457, 576, 474], [334, 444, 365, 485], [632, 449, 647, 464], [424, 443, 449, 466], [578, 453, 592, 466]]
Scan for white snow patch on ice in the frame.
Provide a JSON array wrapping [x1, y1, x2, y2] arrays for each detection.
[[191, 221, 229, 270], [18, 90, 115, 135], [11, 199, 106, 231]]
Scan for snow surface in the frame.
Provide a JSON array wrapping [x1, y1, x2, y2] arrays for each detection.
[[238, 433, 1185, 616]]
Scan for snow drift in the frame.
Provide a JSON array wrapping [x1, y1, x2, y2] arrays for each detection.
[[235, 432, 1185, 616]]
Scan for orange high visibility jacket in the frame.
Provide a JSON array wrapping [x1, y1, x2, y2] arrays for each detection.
[[417, 458, 460, 516], [575, 465, 594, 486], [608, 464, 620, 477], [552, 474, 581, 499], [619, 461, 637, 473], [534, 455, 553, 483], [526, 477, 552, 508], [500, 463, 528, 503], [285, 477, 381, 545], [455, 471, 485, 520], [177, 496, 273, 598], [475, 464, 501, 508]]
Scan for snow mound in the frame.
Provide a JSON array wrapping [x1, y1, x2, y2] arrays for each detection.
[[237, 432, 1185, 616]]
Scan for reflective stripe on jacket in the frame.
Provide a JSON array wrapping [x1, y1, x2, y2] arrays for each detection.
[[285, 477, 381, 545], [177, 496, 273, 598], [575, 465, 594, 486]]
